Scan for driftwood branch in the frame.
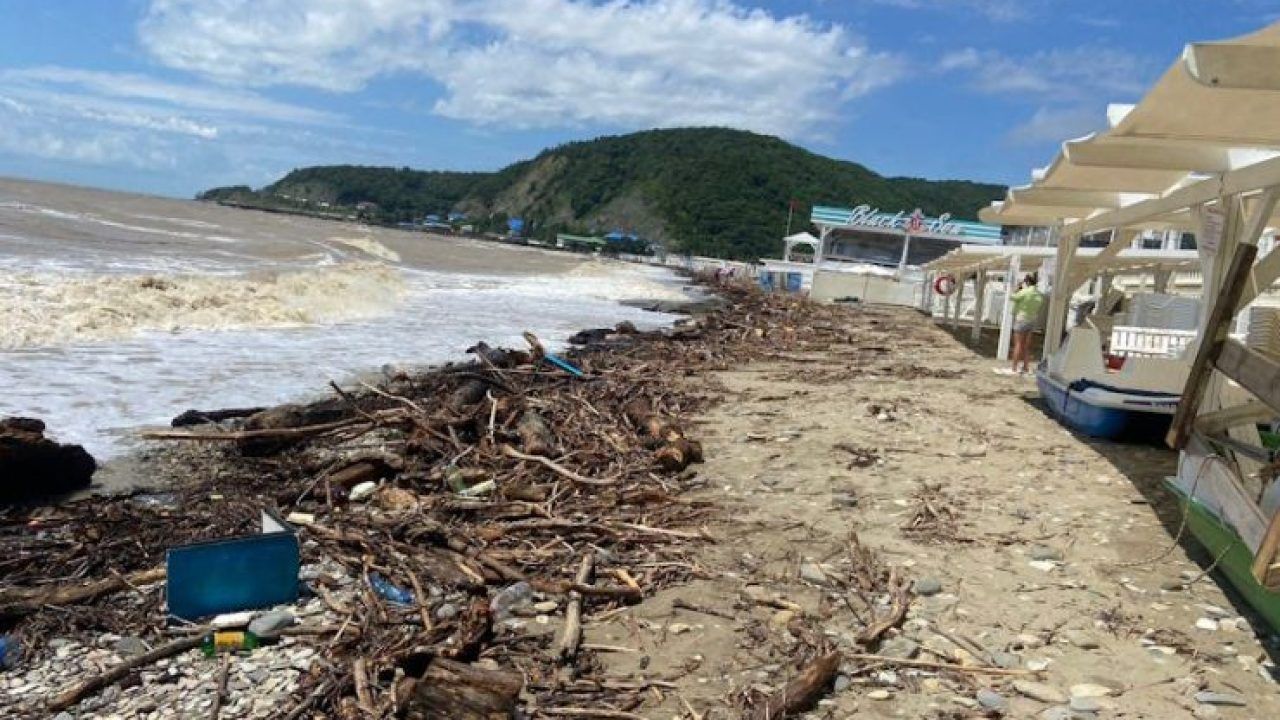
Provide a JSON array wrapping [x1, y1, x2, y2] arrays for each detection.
[[746, 652, 841, 720], [1, 567, 165, 617]]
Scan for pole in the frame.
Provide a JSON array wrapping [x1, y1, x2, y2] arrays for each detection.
[[785, 201, 795, 237]]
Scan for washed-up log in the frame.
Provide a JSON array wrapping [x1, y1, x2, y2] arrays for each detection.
[[405, 658, 523, 720], [325, 459, 395, 490], [557, 553, 595, 663], [654, 438, 703, 472], [0, 567, 166, 618], [516, 411, 556, 457], [623, 399, 681, 443], [466, 341, 530, 369], [0, 417, 96, 503], [448, 379, 490, 410], [440, 599, 493, 661], [170, 406, 265, 427], [240, 401, 357, 455], [745, 652, 841, 720], [622, 400, 702, 472]]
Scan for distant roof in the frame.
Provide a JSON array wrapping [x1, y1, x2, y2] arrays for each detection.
[[811, 205, 1001, 244]]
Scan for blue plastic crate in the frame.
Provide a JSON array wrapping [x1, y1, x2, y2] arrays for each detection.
[[166, 509, 299, 621]]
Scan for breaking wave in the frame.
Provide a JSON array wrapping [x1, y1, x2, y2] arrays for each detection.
[[0, 262, 404, 349]]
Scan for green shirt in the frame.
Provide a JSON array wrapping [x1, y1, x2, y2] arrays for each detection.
[[1011, 286, 1045, 321]]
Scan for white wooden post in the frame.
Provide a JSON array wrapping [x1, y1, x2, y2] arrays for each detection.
[[997, 254, 1020, 361], [898, 233, 912, 272], [1044, 226, 1075, 358], [951, 274, 966, 330], [1154, 267, 1172, 294], [971, 270, 987, 344]]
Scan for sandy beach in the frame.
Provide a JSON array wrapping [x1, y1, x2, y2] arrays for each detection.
[[587, 304, 1280, 718], [3, 285, 1277, 718]]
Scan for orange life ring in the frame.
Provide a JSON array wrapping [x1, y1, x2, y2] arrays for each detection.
[[933, 273, 957, 296]]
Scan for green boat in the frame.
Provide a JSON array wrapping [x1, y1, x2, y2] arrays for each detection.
[[1164, 480, 1280, 631]]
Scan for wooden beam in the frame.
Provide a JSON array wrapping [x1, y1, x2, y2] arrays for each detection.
[[1065, 137, 1239, 173], [1194, 402, 1275, 435], [1215, 339, 1280, 415], [1068, 228, 1137, 289], [1187, 42, 1280, 91], [1167, 244, 1260, 449], [1066, 153, 1280, 237], [1251, 513, 1280, 591], [1234, 188, 1280, 310]]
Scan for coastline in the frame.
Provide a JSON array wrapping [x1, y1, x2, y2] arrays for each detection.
[[4, 284, 1277, 719]]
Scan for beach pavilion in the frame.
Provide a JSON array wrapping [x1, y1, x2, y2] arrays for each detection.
[[957, 20, 1280, 626]]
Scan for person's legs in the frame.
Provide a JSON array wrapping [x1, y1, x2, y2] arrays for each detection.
[[1012, 330, 1027, 372]]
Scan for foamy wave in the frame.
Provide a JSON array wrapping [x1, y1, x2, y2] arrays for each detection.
[[0, 262, 404, 349], [327, 237, 401, 262]]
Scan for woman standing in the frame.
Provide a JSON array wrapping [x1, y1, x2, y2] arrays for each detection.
[[1010, 273, 1045, 375]]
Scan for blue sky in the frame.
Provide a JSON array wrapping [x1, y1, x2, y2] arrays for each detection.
[[1, 1, 1279, 202]]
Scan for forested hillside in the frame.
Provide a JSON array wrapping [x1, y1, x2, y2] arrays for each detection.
[[200, 128, 1004, 260]]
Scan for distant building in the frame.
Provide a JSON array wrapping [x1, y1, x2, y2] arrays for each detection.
[[793, 204, 1001, 269]]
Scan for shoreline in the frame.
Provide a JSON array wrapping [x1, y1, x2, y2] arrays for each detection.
[[3, 284, 1278, 719]]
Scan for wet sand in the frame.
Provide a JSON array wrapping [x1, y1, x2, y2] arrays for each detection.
[[0, 176, 581, 276]]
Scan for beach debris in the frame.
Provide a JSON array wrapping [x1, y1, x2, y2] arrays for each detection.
[[744, 652, 841, 720], [347, 480, 378, 502], [0, 417, 96, 503], [368, 573, 414, 605], [247, 610, 296, 640], [0, 634, 19, 670], [490, 581, 533, 620], [165, 510, 299, 620]]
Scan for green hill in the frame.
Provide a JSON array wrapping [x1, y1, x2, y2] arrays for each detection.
[[199, 128, 1004, 260]]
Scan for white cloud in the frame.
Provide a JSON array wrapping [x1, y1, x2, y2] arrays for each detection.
[[1006, 106, 1103, 145], [866, 0, 1038, 22], [1, 67, 335, 126], [138, 0, 906, 137], [0, 65, 356, 188], [938, 46, 1153, 101]]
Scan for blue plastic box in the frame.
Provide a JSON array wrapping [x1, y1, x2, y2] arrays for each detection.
[[166, 509, 299, 620]]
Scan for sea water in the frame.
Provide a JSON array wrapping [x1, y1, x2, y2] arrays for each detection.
[[0, 181, 691, 459]]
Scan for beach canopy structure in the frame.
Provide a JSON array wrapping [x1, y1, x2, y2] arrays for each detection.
[[922, 245, 1200, 358], [977, 21, 1280, 363], [969, 19, 1280, 611], [781, 231, 821, 262]]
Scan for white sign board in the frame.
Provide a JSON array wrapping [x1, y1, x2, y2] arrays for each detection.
[[1201, 205, 1225, 254]]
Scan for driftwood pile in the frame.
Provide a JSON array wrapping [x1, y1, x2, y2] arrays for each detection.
[[0, 278, 872, 718]]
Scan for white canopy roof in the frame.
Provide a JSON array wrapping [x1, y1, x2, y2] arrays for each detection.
[[924, 245, 1200, 276], [783, 231, 820, 244], [982, 21, 1280, 230]]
